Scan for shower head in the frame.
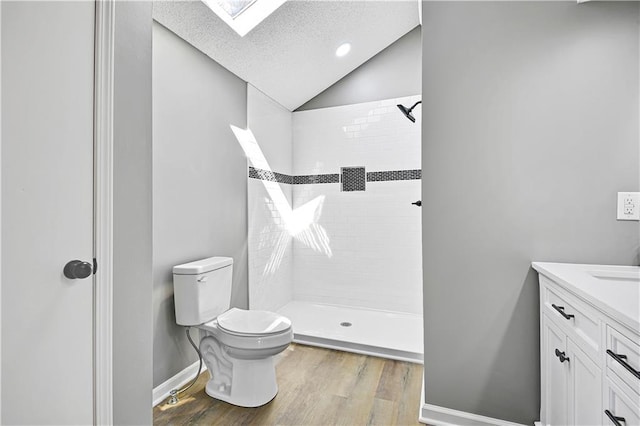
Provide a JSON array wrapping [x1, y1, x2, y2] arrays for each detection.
[[397, 104, 416, 122], [397, 101, 422, 123]]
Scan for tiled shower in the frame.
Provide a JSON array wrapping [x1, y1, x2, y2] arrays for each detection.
[[245, 85, 423, 362]]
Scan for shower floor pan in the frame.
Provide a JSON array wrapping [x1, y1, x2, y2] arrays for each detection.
[[278, 301, 423, 364]]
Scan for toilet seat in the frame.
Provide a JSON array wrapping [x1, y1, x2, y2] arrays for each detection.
[[198, 308, 293, 352], [198, 309, 293, 353], [217, 308, 291, 337]]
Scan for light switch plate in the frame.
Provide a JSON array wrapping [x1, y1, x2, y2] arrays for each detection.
[[617, 192, 640, 221]]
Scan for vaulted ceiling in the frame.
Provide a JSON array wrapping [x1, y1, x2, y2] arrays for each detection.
[[153, 0, 420, 111]]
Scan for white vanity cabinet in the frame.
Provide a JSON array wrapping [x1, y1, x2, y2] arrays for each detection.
[[540, 283, 602, 425], [533, 263, 640, 426]]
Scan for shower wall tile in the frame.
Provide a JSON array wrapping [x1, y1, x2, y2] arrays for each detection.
[[247, 85, 293, 176], [247, 85, 293, 312], [292, 180, 423, 313], [293, 95, 421, 175], [248, 179, 294, 312], [291, 95, 423, 314]]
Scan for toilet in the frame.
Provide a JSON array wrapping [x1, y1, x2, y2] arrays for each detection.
[[173, 256, 292, 407]]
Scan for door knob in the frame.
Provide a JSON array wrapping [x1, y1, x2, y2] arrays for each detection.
[[63, 260, 93, 279], [412, 200, 422, 207]]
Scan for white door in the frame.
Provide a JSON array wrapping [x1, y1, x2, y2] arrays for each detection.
[[2, 1, 95, 424]]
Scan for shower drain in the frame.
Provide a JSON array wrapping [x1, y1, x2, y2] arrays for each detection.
[[340, 322, 352, 327]]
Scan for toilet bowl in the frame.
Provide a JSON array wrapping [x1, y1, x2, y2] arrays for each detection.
[[197, 308, 292, 407], [172, 257, 293, 408]]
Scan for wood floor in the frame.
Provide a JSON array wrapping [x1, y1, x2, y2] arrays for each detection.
[[154, 343, 424, 425]]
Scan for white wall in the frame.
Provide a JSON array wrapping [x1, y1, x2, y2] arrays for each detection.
[[247, 85, 294, 311], [292, 96, 422, 314], [247, 86, 293, 176]]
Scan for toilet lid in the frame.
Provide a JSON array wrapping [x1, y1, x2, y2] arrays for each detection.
[[217, 308, 291, 336]]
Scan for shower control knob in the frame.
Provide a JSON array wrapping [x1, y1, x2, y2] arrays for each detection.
[[412, 200, 422, 207], [63, 260, 93, 279]]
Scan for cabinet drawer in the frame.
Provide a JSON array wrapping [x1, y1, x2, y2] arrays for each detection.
[[607, 326, 640, 397], [604, 378, 640, 426], [542, 279, 601, 360]]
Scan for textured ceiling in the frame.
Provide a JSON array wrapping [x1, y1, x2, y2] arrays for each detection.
[[153, 0, 420, 111]]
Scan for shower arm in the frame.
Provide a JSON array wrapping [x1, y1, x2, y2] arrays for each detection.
[[407, 101, 422, 113]]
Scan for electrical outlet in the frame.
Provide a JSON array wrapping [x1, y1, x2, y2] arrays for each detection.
[[617, 192, 640, 221]]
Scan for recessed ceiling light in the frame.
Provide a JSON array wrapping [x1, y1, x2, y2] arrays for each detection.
[[335, 43, 351, 58]]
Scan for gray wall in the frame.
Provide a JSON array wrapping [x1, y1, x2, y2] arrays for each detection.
[[113, 2, 153, 424], [152, 22, 248, 387], [297, 26, 421, 111], [421, 2, 639, 424]]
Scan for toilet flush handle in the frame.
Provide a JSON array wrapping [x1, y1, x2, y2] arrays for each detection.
[[197, 276, 208, 283]]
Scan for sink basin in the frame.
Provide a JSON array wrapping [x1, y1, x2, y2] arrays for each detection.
[[589, 270, 640, 282]]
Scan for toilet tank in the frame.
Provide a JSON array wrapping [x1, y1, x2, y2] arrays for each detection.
[[172, 256, 234, 326]]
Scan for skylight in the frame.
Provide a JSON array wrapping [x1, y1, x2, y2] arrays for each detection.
[[202, 0, 287, 37], [216, 0, 256, 19]]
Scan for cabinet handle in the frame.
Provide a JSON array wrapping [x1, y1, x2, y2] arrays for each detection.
[[555, 348, 570, 363], [551, 304, 575, 320], [605, 409, 626, 425], [607, 349, 640, 379]]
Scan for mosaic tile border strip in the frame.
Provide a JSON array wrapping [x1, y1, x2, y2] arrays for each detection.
[[249, 167, 338, 185], [249, 166, 421, 185], [248, 167, 293, 184], [366, 169, 422, 182], [293, 174, 340, 185]]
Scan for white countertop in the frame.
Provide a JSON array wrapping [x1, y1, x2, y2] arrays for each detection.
[[532, 262, 640, 333]]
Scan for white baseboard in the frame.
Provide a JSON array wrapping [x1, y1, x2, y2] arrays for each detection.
[[418, 372, 426, 423], [152, 359, 207, 407], [418, 380, 528, 426]]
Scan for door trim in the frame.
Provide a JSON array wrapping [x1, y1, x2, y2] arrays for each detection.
[[0, 1, 3, 422], [94, 0, 115, 424]]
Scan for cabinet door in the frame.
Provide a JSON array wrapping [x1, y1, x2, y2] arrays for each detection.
[[543, 315, 569, 426], [567, 339, 602, 425]]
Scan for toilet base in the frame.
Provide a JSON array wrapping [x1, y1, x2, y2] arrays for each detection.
[[204, 356, 279, 407]]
